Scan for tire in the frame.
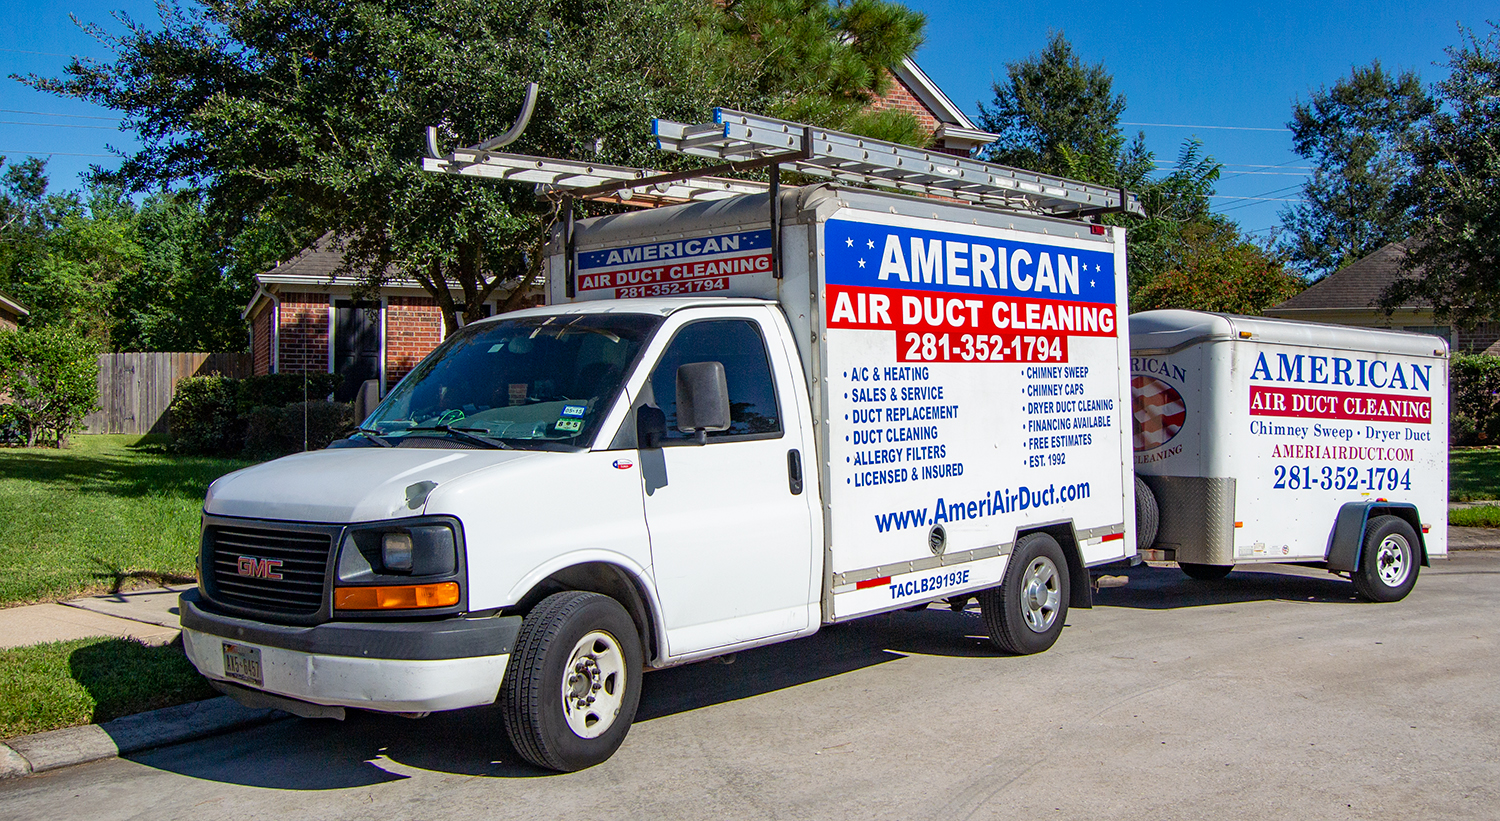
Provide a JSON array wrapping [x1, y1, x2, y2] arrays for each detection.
[[979, 532, 1070, 655], [1179, 562, 1232, 580], [499, 591, 643, 772], [1352, 515, 1420, 602], [1134, 476, 1159, 552]]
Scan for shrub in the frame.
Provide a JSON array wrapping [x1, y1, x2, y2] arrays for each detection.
[[235, 373, 341, 414], [0, 404, 24, 446], [242, 400, 355, 458], [0, 327, 99, 448], [1450, 354, 1500, 446], [167, 375, 243, 455]]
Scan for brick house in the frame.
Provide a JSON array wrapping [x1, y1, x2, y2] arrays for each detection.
[[247, 59, 995, 399], [870, 58, 998, 157], [244, 234, 518, 400], [0, 292, 27, 331], [1263, 242, 1500, 354]]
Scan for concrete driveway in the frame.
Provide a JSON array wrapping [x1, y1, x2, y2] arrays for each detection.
[[3, 552, 1496, 820]]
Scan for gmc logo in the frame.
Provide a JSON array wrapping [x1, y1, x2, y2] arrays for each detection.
[[236, 556, 284, 580]]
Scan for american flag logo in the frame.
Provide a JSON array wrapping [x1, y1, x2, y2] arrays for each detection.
[[1132, 375, 1186, 451]]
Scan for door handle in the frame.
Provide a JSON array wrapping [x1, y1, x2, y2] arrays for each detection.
[[787, 449, 804, 495]]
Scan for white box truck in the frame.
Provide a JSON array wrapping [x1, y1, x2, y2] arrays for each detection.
[[1129, 310, 1448, 600], [178, 113, 1141, 771]]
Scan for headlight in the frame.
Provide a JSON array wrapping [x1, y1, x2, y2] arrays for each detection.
[[336, 522, 458, 581], [382, 532, 414, 572], [334, 519, 464, 612]]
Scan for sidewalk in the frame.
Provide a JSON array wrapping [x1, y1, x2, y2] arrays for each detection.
[[0, 584, 189, 651]]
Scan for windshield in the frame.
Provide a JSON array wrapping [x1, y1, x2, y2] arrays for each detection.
[[365, 313, 662, 448]]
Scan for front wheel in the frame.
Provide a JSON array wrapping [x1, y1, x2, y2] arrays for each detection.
[[979, 532, 1070, 655], [500, 591, 643, 772], [1352, 515, 1420, 602]]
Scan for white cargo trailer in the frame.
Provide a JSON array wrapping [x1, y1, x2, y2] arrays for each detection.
[[1129, 310, 1448, 600], [178, 110, 1142, 772]]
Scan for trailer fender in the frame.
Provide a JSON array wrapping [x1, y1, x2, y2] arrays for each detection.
[[1326, 502, 1428, 572], [1023, 523, 1092, 609]]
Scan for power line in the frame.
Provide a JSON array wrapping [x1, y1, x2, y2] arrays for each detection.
[[1157, 161, 1313, 170], [0, 108, 122, 121], [1124, 121, 1290, 133], [0, 47, 74, 58], [0, 120, 118, 130], [1210, 195, 1307, 202], [0, 149, 119, 158]]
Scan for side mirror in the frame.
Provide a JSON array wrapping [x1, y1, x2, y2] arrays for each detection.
[[676, 361, 731, 443], [636, 405, 667, 449]]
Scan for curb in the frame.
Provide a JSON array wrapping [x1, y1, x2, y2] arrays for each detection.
[[0, 696, 286, 780]]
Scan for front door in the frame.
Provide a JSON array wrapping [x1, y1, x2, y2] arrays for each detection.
[[334, 300, 381, 401], [638, 313, 816, 657]]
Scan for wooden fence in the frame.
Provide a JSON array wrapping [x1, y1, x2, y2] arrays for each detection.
[[84, 352, 254, 435]]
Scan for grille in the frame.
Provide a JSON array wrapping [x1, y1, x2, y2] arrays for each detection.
[[208, 525, 333, 615]]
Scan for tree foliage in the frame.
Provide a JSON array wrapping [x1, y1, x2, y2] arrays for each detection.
[[1277, 61, 1435, 280], [1131, 219, 1304, 315], [0, 325, 99, 447], [974, 33, 1300, 315], [976, 31, 1152, 188], [1385, 23, 1500, 326], [0, 156, 256, 351], [27, 0, 928, 333]]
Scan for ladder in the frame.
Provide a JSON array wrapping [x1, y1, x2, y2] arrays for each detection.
[[653, 109, 1141, 218], [423, 109, 1141, 219]]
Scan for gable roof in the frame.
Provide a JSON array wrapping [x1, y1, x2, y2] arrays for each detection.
[[0, 292, 28, 319], [1269, 242, 1427, 312], [889, 58, 998, 152]]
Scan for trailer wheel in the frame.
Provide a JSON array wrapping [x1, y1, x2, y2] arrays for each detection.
[[1134, 476, 1159, 552], [1179, 562, 1232, 581], [980, 532, 1069, 655], [1352, 515, 1420, 602], [500, 591, 643, 772]]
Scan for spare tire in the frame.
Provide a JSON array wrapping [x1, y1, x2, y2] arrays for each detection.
[[1134, 475, 1159, 552]]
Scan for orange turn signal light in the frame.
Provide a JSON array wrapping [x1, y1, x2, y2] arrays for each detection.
[[335, 582, 460, 610]]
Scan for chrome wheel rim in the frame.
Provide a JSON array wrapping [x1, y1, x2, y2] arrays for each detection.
[[1375, 534, 1412, 588], [1020, 556, 1061, 633], [561, 630, 626, 739]]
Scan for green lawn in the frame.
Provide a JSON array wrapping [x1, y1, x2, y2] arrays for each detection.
[[1449, 447, 1500, 502], [0, 637, 215, 738], [0, 435, 254, 606]]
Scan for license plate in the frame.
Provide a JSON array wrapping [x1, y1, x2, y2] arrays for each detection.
[[222, 642, 263, 687]]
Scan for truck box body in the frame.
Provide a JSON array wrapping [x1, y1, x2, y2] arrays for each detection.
[[1129, 310, 1448, 565], [552, 185, 1136, 622]]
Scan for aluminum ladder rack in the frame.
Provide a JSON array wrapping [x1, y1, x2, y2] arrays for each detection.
[[653, 109, 1141, 218]]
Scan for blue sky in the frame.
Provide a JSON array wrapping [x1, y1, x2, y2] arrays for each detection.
[[1, 1, 1493, 237]]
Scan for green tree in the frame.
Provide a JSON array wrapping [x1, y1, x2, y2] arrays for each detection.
[[0, 325, 99, 447], [1278, 61, 1435, 279], [1131, 219, 1304, 315], [109, 190, 255, 352], [975, 31, 1153, 188], [702, 0, 928, 144], [1386, 23, 1500, 327], [0, 159, 140, 344], [28, 0, 927, 334]]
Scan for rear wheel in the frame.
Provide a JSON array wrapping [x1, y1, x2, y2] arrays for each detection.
[[1134, 476, 1159, 552], [1352, 515, 1420, 602], [1179, 562, 1232, 581], [980, 532, 1069, 655], [500, 591, 643, 772]]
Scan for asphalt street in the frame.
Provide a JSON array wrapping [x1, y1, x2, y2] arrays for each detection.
[[3, 553, 1496, 820]]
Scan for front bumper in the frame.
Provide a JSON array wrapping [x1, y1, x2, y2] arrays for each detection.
[[180, 590, 521, 714]]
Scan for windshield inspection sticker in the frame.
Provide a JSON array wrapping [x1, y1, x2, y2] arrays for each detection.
[[562, 405, 587, 418], [555, 418, 583, 432]]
